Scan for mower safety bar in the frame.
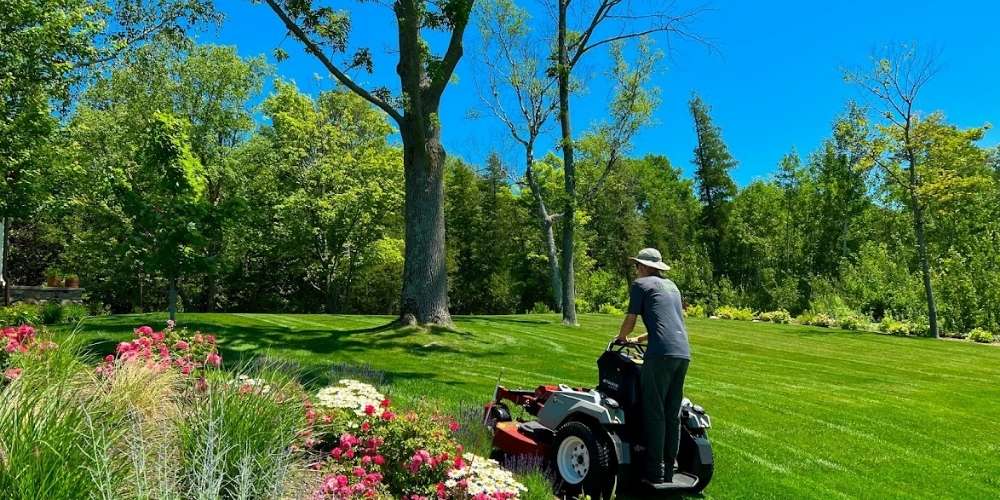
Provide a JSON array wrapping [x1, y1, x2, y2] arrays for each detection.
[[607, 339, 646, 357]]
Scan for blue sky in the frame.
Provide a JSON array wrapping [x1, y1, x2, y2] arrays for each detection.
[[200, 0, 999, 185]]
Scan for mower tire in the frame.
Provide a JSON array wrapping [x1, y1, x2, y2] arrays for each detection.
[[678, 430, 714, 493], [550, 421, 616, 499]]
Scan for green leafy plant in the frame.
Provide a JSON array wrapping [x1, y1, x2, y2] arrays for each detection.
[[684, 304, 707, 318], [63, 304, 89, 323], [40, 302, 64, 325], [529, 302, 552, 314], [597, 303, 624, 316], [716, 305, 754, 321], [837, 314, 870, 331], [968, 328, 995, 344], [799, 312, 837, 328], [757, 309, 791, 324], [0, 303, 42, 326], [879, 316, 913, 337]]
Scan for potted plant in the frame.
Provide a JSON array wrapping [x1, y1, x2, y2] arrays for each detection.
[[65, 274, 80, 288], [45, 268, 64, 288]]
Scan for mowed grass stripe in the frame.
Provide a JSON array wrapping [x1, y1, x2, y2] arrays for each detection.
[[63, 313, 1000, 499]]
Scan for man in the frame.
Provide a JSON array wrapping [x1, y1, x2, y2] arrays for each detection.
[[615, 247, 691, 486]]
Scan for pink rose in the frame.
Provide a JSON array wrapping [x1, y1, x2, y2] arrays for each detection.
[[135, 326, 153, 336], [206, 352, 221, 367], [175, 340, 189, 351], [4, 368, 22, 380]]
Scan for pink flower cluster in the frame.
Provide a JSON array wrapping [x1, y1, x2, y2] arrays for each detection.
[[96, 324, 221, 377], [2, 324, 58, 381], [315, 469, 384, 499], [4, 324, 56, 354], [313, 431, 387, 499], [408, 449, 453, 474]]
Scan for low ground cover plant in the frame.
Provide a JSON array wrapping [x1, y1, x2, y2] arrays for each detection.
[[967, 328, 995, 344], [757, 309, 791, 324], [715, 305, 754, 321]]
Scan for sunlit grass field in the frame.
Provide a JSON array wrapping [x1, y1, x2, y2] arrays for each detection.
[[65, 313, 1000, 499]]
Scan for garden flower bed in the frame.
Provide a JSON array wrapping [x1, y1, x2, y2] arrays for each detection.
[[0, 321, 532, 499]]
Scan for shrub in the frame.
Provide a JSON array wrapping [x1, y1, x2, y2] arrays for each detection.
[[597, 303, 624, 316], [716, 305, 754, 321], [41, 302, 64, 325], [837, 314, 869, 331], [0, 303, 41, 326], [968, 328, 995, 344], [63, 304, 89, 323], [684, 304, 706, 318], [309, 379, 527, 499], [528, 302, 551, 314], [757, 309, 791, 324], [799, 313, 837, 328], [879, 316, 912, 336]]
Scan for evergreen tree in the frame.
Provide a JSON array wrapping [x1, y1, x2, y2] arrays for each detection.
[[689, 95, 738, 278]]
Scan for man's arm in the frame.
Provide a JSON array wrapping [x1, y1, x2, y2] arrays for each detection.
[[617, 281, 645, 342], [617, 314, 637, 342]]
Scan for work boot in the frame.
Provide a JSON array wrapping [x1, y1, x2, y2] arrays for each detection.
[[641, 461, 666, 486]]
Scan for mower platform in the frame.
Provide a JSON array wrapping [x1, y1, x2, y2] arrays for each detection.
[[644, 472, 699, 492]]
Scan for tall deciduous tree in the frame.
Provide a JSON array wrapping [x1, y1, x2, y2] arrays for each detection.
[[251, 81, 403, 313], [551, 0, 703, 324], [689, 94, 737, 279], [0, 0, 215, 304], [261, 0, 475, 326], [128, 113, 208, 321], [845, 45, 942, 337], [476, 0, 563, 310]]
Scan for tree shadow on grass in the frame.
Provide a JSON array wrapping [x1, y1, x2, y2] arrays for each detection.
[[66, 315, 505, 393], [462, 316, 552, 325]]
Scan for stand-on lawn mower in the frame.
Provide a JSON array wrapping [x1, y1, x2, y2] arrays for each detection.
[[484, 340, 713, 498]]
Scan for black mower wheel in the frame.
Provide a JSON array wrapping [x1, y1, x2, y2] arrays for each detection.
[[549, 421, 616, 499]]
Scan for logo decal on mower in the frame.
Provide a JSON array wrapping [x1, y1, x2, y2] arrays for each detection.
[[601, 379, 619, 390]]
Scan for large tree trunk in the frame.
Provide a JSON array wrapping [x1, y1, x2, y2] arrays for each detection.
[[556, 0, 578, 325], [524, 146, 563, 311], [913, 205, 938, 338], [167, 275, 178, 322], [398, 124, 451, 326], [1, 217, 8, 306]]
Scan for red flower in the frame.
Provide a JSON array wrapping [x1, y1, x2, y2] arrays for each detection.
[[374, 455, 385, 466], [380, 410, 395, 421], [135, 326, 153, 336], [361, 421, 371, 432], [174, 340, 189, 351], [4, 368, 22, 381], [364, 404, 376, 415], [380, 398, 391, 408], [449, 420, 460, 432]]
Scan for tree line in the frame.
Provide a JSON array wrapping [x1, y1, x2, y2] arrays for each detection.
[[3, 1, 997, 336]]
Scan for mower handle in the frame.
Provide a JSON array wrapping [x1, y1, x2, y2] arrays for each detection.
[[607, 338, 646, 356]]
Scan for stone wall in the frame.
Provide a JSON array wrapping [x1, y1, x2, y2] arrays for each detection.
[[10, 286, 86, 305]]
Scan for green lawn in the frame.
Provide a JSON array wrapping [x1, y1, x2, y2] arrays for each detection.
[[64, 313, 1000, 499]]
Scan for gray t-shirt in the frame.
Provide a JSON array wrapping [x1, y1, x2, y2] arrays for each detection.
[[627, 276, 691, 359]]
